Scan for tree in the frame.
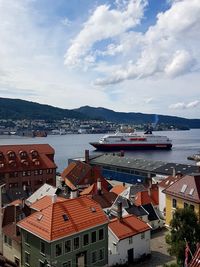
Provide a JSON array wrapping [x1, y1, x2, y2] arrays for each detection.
[[165, 207, 200, 266]]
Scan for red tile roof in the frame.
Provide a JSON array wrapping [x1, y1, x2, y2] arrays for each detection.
[[30, 195, 65, 211], [0, 144, 57, 173], [110, 185, 126, 195], [135, 191, 152, 206], [18, 196, 108, 242], [163, 174, 200, 203], [109, 214, 150, 240], [62, 161, 110, 191]]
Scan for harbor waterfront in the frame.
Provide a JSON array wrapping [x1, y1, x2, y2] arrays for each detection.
[[1, 129, 200, 172]]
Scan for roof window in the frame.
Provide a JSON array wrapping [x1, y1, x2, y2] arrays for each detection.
[[7, 151, 16, 160], [189, 188, 195, 195], [19, 150, 28, 159], [37, 214, 43, 221], [62, 214, 69, 221], [30, 150, 38, 159], [180, 184, 187, 193], [90, 207, 96, 213]]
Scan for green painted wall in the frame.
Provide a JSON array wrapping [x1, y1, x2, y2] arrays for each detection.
[[21, 224, 108, 267]]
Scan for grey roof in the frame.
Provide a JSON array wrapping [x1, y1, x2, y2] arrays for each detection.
[[89, 154, 199, 175], [26, 183, 57, 205]]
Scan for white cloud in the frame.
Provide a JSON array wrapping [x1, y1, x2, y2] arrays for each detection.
[[144, 97, 153, 104], [169, 100, 200, 110], [165, 50, 195, 77], [64, 0, 147, 66], [86, 0, 200, 85]]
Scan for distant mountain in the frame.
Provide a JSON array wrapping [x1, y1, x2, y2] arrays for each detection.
[[0, 97, 86, 120], [0, 98, 200, 128], [74, 106, 200, 129]]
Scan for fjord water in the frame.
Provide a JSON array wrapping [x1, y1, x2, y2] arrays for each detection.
[[0, 129, 200, 172]]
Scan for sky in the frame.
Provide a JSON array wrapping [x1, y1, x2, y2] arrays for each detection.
[[0, 0, 200, 119]]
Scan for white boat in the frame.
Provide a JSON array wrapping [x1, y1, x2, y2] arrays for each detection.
[[90, 130, 172, 151]]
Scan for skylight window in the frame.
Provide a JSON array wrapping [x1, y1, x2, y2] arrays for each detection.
[[37, 214, 43, 221], [62, 214, 68, 221], [90, 207, 96, 212], [180, 184, 187, 193], [189, 188, 195, 195]]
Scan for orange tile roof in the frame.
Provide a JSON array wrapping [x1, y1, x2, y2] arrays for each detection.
[[109, 214, 150, 240], [30, 195, 65, 211], [110, 185, 126, 195], [18, 196, 108, 242], [80, 178, 111, 196]]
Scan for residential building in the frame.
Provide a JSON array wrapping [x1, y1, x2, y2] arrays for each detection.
[[2, 199, 30, 267], [158, 174, 182, 219], [108, 203, 151, 266], [62, 160, 112, 192], [18, 195, 108, 267], [163, 173, 200, 226], [0, 144, 57, 204]]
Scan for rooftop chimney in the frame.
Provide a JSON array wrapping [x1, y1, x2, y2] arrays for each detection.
[[120, 150, 124, 157], [97, 178, 102, 195], [172, 167, 176, 177], [85, 150, 89, 164], [70, 189, 78, 199], [117, 201, 122, 221], [52, 194, 57, 204], [123, 182, 126, 187]]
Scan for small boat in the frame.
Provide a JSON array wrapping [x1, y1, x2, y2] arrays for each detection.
[[187, 153, 200, 161], [90, 130, 172, 151]]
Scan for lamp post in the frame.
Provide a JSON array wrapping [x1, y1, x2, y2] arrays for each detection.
[[0, 183, 6, 254]]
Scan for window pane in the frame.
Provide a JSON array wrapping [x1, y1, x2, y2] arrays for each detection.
[[92, 251, 97, 263], [74, 237, 79, 250], [83, 234, 89, 246], [99, 248, 104, 260], [91, 231, 96, 243], [99, 229, 104, 240], [65, 240, 71, 253], [40, 241, 45, 254], [25, 252, 30, 264], [55, 243, 62, 257]]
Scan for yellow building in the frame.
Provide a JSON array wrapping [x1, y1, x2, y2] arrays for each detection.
[[163, 174, 200, 226]]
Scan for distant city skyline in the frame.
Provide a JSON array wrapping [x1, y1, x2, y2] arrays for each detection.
[[0, 0, 199, 118]]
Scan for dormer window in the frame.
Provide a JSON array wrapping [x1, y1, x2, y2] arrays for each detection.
[[19, 150, 27, 159], [0, 152, 4, 161], [30, 150, 38, 159], [7, 151, 16, 160]]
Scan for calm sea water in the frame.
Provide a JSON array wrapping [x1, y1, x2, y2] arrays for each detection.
[[1, 129, 200, 172]]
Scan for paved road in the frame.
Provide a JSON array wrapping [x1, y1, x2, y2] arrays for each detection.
[[131, 228, 176, 267]]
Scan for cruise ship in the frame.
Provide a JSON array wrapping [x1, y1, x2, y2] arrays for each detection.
[[90, 130, 172, 151]]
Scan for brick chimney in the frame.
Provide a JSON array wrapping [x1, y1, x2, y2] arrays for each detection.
[[52, 194, 57, 203]]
